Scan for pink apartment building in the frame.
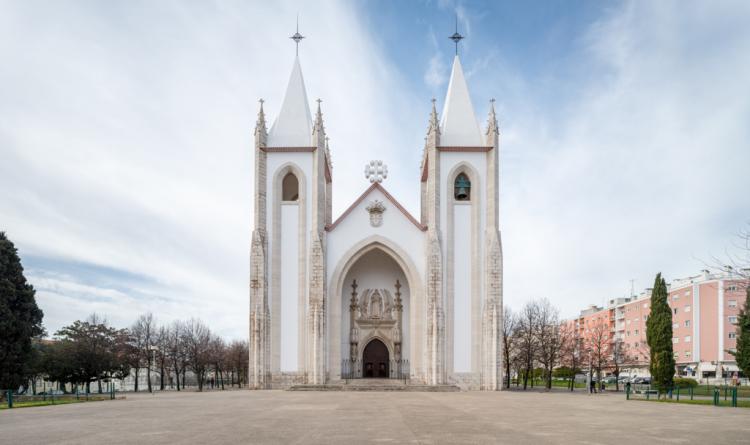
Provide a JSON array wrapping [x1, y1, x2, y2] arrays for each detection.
[[570, 269, 748, 381]]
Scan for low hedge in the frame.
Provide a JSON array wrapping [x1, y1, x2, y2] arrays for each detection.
[[673, 377, 698, 388]]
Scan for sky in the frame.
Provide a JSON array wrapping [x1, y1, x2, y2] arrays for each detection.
[[1, 0, 749, 340]]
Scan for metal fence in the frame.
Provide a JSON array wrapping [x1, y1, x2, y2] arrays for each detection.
[[341, 359, 410, 382], [626, 384, 748, 408], [2, 388, 116, 409]]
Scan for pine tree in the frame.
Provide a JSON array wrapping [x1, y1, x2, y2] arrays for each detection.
[[729, 286, 750, 378], [646, 273, 675, 392], [0, 232, 44, 390]]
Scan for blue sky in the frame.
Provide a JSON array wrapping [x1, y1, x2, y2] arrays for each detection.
[[1, 0, 749, 339]]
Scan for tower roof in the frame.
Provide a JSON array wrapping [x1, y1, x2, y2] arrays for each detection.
[[267, 55, 313, 147], [440, 56, 483, 146]]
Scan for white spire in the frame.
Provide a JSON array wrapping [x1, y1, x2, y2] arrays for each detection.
[[267, 55, 313, 147], [440, 55, 483, 146]]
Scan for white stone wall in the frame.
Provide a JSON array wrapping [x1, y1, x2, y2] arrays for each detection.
[[266, 153, 313, 375], [439, 153, 487, 378], [326, 188, 425, 280], [280, 203, 300, 371]]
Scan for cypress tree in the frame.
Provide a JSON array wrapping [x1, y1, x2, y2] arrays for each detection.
[[0, 232, 44, 390], [646, 273, 675, 392], [729, 286, 750, 378]]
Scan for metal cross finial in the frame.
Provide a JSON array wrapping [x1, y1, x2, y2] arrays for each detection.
[[449, 13, 464, 55], [290, 14, 305, 55]]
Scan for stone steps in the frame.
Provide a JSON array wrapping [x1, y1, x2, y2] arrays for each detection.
[[288, 379, 460, 392]]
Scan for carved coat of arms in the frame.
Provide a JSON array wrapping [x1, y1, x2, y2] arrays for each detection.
[[366, 200, 386, 227]]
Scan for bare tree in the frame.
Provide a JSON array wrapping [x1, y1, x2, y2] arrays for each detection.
[[128, 320, 144, 391], [209, 335, 227, 390], [610, 339, 634, 391], [132, 313, 157, 392], [502, 307, 517, 389], [228, 339, 249, 387], [516, 301, 538, 390], [155, 325, 170, 390], [165, 320, 187, 391], [586, 318, 611, 391], [713, 223, 750, 284], [183, 318, 211, 391], [559, 322, 582, 391], [536, 299, 564, 390]]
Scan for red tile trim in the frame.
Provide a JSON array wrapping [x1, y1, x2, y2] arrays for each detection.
[[437, 146, 492, 152], [261, 146, 317, 152]]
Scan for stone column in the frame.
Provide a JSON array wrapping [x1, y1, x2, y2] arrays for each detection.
[[349, 280, 359, 364], [394, 280, 403, 362], [481, 230, 503, 390], [307, 232, 326, 384], [426, 232, 446, 385], [249, 229, 270, 389]]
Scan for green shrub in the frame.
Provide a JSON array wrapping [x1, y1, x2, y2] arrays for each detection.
[[673, 377, 698, 388]]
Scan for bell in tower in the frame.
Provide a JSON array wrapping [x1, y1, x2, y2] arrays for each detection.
[[454, 173, 471, 201]]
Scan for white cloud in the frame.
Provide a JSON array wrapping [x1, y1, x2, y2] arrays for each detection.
[[2, 0, 748, 338], [0, 0, 418, 338], [424, 53, 447, 89], [499, 1, 750, 317]]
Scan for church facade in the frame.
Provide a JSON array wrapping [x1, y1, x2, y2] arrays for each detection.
[[249, 42, 503, 390]]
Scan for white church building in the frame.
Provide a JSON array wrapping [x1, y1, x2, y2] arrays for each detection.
[[249, 31, 503, 390]]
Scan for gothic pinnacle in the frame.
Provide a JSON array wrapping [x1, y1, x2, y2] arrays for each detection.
[[314, 98, 325, 133], [428, 98, 440, 134], [486, 98, 498, 135], [325, 136, 333, 167], [255, 98, 267, 135]]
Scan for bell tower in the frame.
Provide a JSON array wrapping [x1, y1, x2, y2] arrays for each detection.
[[419, 24, 503, 389], [249, 22, 332, 388]]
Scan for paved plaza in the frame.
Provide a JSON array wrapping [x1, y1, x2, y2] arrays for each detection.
[[1, 389, 748, 444]]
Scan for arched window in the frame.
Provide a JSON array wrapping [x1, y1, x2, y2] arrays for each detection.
[[282, 173, 299, 201], [454, 173, 471, 201]]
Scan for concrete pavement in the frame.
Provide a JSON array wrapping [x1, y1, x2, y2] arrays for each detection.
[[1, 389, 747, 444]]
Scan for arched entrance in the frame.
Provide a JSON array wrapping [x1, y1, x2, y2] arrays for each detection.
[[328, 235, 424, 382], [362, 339, 389, 378]]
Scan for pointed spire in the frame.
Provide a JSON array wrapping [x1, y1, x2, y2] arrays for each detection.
[[267, 55, 313, 147], [486, 98, 498, 136], [440, 56, 482, 146]]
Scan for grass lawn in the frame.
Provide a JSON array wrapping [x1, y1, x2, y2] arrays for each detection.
[[631, 398, 750, 408], [511, 379, 588, 389], [689, 386, 750, 397], [1, 396, 112, 410]]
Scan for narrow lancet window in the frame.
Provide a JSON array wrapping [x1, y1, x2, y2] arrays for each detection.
[[282, 173, 299, 201], [454, 173, 471, 201]]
